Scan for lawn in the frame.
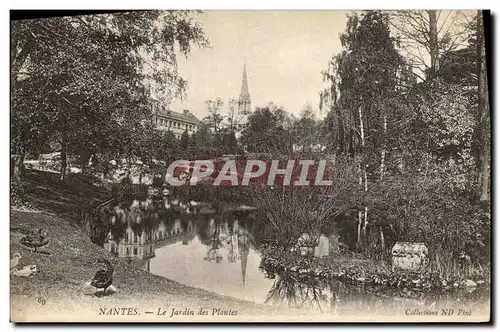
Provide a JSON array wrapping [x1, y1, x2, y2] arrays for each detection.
[[10, 170, 309, 322]]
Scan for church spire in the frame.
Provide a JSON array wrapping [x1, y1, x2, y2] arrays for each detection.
[[238, 63, 251, 116]]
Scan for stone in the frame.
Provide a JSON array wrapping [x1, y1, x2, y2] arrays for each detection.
[[328, 234, 340, 253], [391, 242, 428, 271], [294, 233, 314, 256], [314, 234, 330, 258]]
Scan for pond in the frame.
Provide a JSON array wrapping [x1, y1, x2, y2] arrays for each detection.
[[150, 218, 274, 304], [102, 196, 490, 316]]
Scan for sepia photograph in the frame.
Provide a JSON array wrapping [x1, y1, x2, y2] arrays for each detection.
[[9, 9, 491, 323]]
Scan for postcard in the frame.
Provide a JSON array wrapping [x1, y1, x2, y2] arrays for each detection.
[[10, 9, 491, 323]]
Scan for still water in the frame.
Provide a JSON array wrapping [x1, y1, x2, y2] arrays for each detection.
[[104, 197, 489, 314], [149, 219, 274, 304]]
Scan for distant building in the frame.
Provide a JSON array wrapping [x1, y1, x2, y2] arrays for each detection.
[[149, 97, 202, 139], [104, 219, 196, 260], [105, 227, 156, 260]]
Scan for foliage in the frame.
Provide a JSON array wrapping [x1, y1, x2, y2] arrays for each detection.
[[388, 10, 475, 80], [249, 156, 361, 250], [322, 11, 404, 159], [240, 103, 293, 154], [179, 130, 190, 150], [11, 11, 208, 181]]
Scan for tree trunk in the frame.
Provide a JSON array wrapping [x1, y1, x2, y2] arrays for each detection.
[[60, 140, 67, 182], [358, 106, 369, 241], [380, 226, 385, 253], [380, 115, 387, 180], [357, 211, 362, 246], [428, 10, 439, 79], [81, 152, 91, 176], [477, 11, 490, 203], [12, 37, 33, 87], [12, 145, 25, 182]]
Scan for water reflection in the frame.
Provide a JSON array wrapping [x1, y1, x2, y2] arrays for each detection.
[[103, 196, 274, 302], [101, 195, 489, 312], [264, 268, 490, 315]]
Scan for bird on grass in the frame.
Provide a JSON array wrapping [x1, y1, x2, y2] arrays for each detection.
[[19, 228, 49, 253], [10, 253, 21, 269], [10, 264, 37, 277], [91, 258, 114, 295]]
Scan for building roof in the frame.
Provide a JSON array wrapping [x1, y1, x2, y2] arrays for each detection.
[[156, 109, 202, 125], [150, 98, 202, 124]]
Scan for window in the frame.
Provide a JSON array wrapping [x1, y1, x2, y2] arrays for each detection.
[[133, 247, 138, 255], [134, 235, 138, 244], [125, 233, 129, 243]]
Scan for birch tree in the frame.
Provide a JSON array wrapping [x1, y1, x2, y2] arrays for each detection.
[[321, 11, 403, 248]]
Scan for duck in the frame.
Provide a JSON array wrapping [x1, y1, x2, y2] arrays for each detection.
[[10, 253, 21, 269], [10, 264, 37, 277], [91, 258, 114, 294], [19, 228, 49, 253]]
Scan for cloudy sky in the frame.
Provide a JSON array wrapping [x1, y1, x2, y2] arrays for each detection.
[[170, 11, 350, 120]]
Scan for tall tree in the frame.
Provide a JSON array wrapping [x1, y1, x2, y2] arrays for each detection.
[[389, 10, 475, 80], [179, 129, 190, 151], [321, 11, 404, 247], [203, 98, 225, 134], [291, 104, 320, 152], [11, 11, 208, 181], [476, 11, 490, 203], [240, 103, 292, 154]]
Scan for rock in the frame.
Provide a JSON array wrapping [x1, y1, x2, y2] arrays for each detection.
[[328, 234, 340, 254], [453, 282, 459, 288], [476, 280, 484, 285], [314, 234, 329, 258], [391, 242, 428, 271], [465, 279, 477, 288], [357, 276, 366, 282]]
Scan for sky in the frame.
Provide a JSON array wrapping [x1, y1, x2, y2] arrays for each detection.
[[170, 11, 349, 120]]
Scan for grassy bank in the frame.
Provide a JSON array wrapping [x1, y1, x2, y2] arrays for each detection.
[[10, 171, 307, 322]]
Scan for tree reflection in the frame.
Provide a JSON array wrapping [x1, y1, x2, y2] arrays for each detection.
[[265, 270, 332, 312]]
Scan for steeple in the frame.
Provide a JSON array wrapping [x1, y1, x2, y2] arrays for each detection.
[[238, 63, 251, 116]]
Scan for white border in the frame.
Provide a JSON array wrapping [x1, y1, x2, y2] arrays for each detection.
[[2, 3, 498, 331]]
